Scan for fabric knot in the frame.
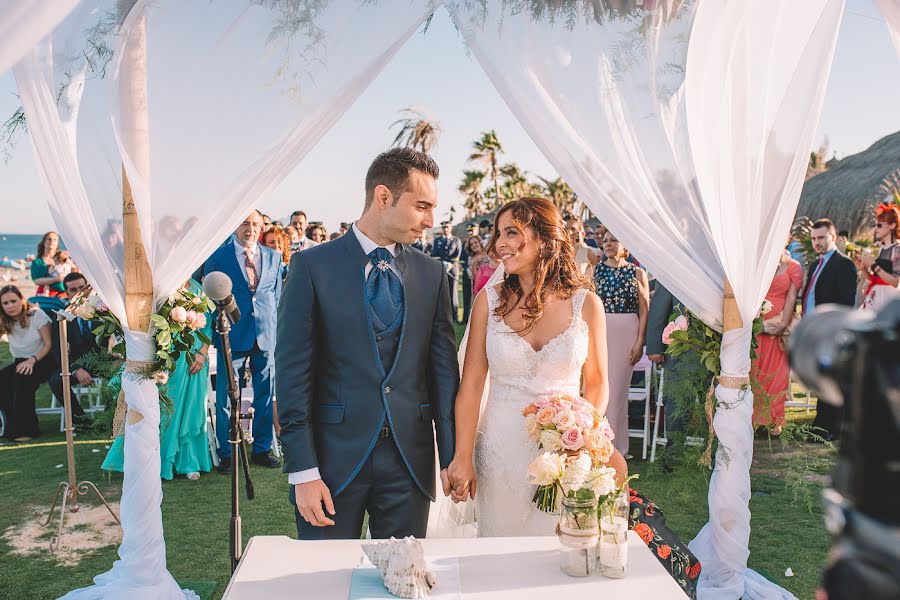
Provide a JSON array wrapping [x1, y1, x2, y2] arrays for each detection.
[[369, 247, 394, 272]]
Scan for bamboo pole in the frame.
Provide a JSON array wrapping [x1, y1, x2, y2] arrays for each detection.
[[119, 0, 152, 425], [722, 278, 743, 332]]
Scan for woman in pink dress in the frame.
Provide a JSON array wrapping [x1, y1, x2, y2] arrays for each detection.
[[752, 250, 803, 435], [466, 236, 498, 298]]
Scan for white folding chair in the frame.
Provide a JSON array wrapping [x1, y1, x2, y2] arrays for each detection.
[[45, 378, 108, 432], [627, 351, 653, 460], [650, 367, 668, 463], [206, 348, 220, 467]]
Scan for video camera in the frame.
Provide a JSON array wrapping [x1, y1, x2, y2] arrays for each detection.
[[789, 298, 900, 600]]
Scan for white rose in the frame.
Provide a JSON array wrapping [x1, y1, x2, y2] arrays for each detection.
[[524, 414, 541, 441], [527, 452, 567, 486], [539, 429, 563, 453], [553, 409, 577, 432], [760, 299, 773, 316]]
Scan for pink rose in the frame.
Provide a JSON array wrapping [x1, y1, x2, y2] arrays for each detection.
[[535, 395, 553, 407], [170, 306, 188, 324], [535, 406, 558, 426], [575, 410, 594, 430], [553, 410, 577, 431], [553, 398, 573, 411], [675, 315, 689, 330], [560, 428, 584, 451], [153, 371, 169, 385], [189, 312, 207, 329], [662, 322, 677, 345], [597, 418, 615, 441]]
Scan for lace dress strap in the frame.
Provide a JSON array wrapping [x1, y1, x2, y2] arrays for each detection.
[[485, 285, 501, 316], [571, 288, 588, 321]]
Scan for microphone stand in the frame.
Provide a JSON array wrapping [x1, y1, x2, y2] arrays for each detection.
[[215, 309, 255, 573]]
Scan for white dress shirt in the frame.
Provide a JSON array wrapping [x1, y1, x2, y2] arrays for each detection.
[[234, 238, 262, 285], [288, 223, 401, 486]]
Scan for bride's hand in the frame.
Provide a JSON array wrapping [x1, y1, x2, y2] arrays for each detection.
[[447, 457, 477, 502]]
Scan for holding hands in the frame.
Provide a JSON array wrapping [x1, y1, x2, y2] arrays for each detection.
[[446, 455, 477, 503]]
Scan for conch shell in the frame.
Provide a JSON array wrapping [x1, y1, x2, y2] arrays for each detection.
[[361, 536, 437, 598]]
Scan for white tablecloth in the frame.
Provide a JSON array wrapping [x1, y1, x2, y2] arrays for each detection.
[[222, 533, 687, 599]]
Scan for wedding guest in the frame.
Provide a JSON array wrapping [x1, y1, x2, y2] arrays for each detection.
[[204, 211, 283, 471], [309, 224, 327, 244], [103, 279, 214, 480], [584, 226, 599, 249], [339, 222, 351, 236], [289, 211, 318, 251], [856, 204, 900, 312], [329, 232, 342, 241], [855, 203, 900, 288], [465, 236, 497, 298], [431, 221, 462, 322], [594, 231, 649, 455], [478, 219, 493, 247], [801, 218, 857, 440], [646, 282, 699, 439], [411, 230, 431, 254], [460, 237, 473, 323], [286, 225, 303, 254], [565, 214, 601, 279], [0, 285, 55, 441], [262, 226, 291, 280], [262, 214, 273, 232], [31, 231, 68, 298], [47, 273, 100, 425], [836, 229, 850, 254], [752, 248, 803, 436]]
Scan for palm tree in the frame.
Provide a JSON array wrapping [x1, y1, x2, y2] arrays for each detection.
[[458, 169, 487, 219], [390, 107, 441, 153], [539, 176, 579, 216], [468, 130, 504, 205], [498, 163, 540, 204]]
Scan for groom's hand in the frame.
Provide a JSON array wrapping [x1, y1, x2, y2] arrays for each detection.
[[447, 457, 477, 502], [295, 480, 336, 527]]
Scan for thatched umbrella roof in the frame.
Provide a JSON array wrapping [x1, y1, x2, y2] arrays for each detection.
[[796, 130, 900, 240]]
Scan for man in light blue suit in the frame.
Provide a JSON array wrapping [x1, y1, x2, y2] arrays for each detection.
[[205, 210, 283, 471]]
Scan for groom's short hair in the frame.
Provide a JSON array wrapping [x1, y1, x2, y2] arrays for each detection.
[[365, 147, 439, 208]]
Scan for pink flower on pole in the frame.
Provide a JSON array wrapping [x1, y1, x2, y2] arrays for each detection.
[[662, 322, 677, 345], [190, 312, 207, 330], [170, 306, 188, 324]]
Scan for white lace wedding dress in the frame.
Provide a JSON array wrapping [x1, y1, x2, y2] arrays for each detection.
[[473, 286, 590, 537]]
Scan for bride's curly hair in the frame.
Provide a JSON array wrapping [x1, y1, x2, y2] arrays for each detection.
[[485, 197, 592, 334]]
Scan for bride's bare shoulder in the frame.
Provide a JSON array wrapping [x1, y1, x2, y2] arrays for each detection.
[[580, 291, 605, 321]]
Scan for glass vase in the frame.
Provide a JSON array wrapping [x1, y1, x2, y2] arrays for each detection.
[[598, 490, 629, 578], [558, 495, 599, 577]]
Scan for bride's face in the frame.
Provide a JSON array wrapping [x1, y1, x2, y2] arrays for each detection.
[[494, 211, 540, 276]]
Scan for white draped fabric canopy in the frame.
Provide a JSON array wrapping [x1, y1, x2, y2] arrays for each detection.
[[875, 0, 900, 60], [12, 1, 846, 598], [0, 0, 81, 74]]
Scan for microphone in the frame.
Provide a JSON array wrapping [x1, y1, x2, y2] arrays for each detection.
[[202, 271, 241, 324]]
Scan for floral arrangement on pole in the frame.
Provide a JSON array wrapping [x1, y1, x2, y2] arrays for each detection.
[[69, 287, 213, 382], [662, 301, 768, 467], [523, 393, 617, 513]]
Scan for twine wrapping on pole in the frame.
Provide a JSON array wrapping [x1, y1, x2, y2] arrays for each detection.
[[699, 374, 750, 469], [111, 358, 156, 437]]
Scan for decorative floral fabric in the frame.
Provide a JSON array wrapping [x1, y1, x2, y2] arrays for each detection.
[[631, 487, 701, 599]]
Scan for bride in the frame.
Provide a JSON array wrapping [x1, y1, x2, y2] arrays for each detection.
[[445, 196, 626, 537]]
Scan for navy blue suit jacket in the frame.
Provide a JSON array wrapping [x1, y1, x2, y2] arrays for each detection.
[[204, 238, 283, 353]]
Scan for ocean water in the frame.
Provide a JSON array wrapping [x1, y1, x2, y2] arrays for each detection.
[[0, 233, 43, 262]]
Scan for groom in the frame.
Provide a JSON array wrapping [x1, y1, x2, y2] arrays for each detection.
[[276, 148, 459, 539]]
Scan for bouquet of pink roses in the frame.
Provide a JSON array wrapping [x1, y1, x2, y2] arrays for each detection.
[[523, 393, 617, 512]]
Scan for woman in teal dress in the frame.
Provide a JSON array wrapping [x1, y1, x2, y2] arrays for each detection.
[[102, 279, 213, 480]]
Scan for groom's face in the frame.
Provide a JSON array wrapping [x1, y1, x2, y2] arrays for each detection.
[[381, 170, 437, 245]]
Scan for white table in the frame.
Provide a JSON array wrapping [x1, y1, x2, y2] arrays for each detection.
[[222, 533, 686, 599]]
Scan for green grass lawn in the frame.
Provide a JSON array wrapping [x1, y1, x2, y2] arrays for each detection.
[[0, 336, 832, 599]]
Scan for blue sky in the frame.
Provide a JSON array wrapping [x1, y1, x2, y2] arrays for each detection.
[[1, 0, 898, 235]]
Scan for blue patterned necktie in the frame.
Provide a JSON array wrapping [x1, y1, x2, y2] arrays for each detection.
[[366, 248, 404, 333]]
